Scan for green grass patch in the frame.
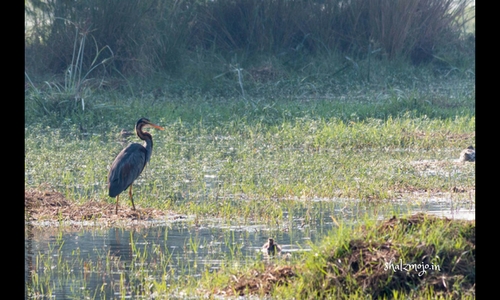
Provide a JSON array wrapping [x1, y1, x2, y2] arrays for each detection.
[[25, 112, 475, 213]]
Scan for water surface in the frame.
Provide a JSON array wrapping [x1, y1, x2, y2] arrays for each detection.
[[25, 198, 474, 299]]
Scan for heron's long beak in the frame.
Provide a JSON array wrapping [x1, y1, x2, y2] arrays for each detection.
[[146, 122, 165, 131]]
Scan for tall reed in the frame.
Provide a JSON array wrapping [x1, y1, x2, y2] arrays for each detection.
[[26, 0, 474, 77]]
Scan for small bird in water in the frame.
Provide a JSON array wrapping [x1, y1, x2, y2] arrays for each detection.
[[108, 118, 164, 213], [262, 238, 282, 256], [459, 146, 475, 162]]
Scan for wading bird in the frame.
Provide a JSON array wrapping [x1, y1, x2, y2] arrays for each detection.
[[459, 146, 475, 162], [108, 118, 164, 213], [262, 238, 282, 256]]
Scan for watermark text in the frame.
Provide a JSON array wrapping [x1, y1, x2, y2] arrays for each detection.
[[384, 259, 440, 276]]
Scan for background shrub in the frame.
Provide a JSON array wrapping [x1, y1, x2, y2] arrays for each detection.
[[25, 0, 474, 78]]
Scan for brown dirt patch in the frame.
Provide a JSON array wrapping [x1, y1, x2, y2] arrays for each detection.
[[216, 265, 296, 297], [25, 189, 184, 225]]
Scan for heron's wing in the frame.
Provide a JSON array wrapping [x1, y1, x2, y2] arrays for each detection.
[[108, 143, 148, 197]]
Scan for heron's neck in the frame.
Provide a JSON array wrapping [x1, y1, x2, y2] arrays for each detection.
[[137, 129, 153, 163], [143, 138, 153, 163]]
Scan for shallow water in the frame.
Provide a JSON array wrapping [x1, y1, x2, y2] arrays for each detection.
[[25, 198, 474, 299]]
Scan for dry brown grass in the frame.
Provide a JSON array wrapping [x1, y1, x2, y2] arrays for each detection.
[[216, 265, 296, 297]]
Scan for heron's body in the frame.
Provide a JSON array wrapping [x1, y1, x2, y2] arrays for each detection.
[[108, 143, 150, 197], [107, 118, 164, 213]]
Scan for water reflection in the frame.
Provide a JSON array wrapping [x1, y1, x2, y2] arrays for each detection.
[[25, 199, 474, 299], [25, 221, 35, 299]]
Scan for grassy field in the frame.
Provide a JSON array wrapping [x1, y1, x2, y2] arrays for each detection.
[[25, 66, 475, 212]]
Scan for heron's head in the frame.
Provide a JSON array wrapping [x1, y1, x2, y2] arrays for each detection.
[[136, 118, 165, 132]]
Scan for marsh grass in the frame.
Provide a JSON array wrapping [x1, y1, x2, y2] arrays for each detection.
[[25, 190, 474, 299], [25, 95, 475, 214], [306, 213, 474, 299], [25, 17, 114, 121], [26, 223, 287, 299]]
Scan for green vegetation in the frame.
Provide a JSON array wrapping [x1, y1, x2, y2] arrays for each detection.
[[195, 214, 475, 299], [25, 0, 474, 298], [25, 0, 474, 78], [25, 50, 475, 231], [25, 81, 475, 216]]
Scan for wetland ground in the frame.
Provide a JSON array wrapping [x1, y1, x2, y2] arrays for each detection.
[[25, 55, 475, 298]]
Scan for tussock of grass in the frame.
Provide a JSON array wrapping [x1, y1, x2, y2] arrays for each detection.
[[200, 214, 475, 299], [217, 265, 297, 297]]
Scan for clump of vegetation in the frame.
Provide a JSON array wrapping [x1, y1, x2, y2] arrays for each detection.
[[201, 214, 475, 299], [25, 0, 474, 78], [25, 0, 475, 127]]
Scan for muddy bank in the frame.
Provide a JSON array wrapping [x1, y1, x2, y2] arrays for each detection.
[[25, 189, 185, 226]]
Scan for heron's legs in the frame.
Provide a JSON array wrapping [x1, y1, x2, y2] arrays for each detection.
[[115, 194, 120, 214], [129, 185, 136, 211]]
